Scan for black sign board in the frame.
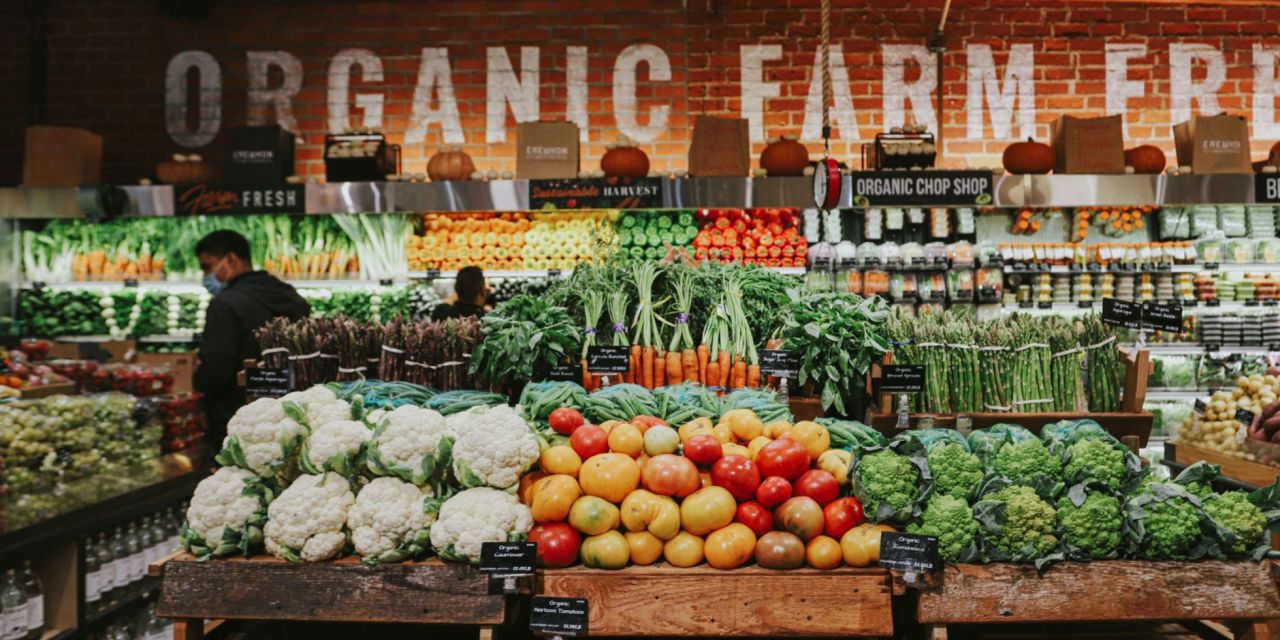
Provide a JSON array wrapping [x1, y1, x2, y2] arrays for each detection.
[[881, 365, 926, 393], [546, 362, 583, 382], [245, 367, 294, 398], [759, 349, 800, 378], [530, 177, 663, 210], [1101, 298, 1142, 330], [586, 346, 631, 373], [1141, 302, 1184, 333], [123, 278, 139, 288], [479, 542, 537, 576], [1236, 408, 1255, 428], [175, 183, 306, 216], [1256, 174, 1280, 203], [1194, 398, 1207, 416], [530, 596, 589, 637], [849, 171, 993, 206], [879, 532, 941, 574]]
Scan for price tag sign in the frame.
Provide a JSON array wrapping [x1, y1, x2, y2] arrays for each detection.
[[881, 365, 926, 393], [245, 367, 293, 398], [586, 346, 630, 373], [547, 362, 583, 382], [425, 268, 441, 279], [479, 542, 536, 576], [1236, 408, 1255, 428], [1101, 298, 1142, 330], [378, 278, 394, 287], [123, 278, 139, 288], [1194, 398, 1206, 417], [879, 532, 941, 575], [1141, 301, 1183, 333], [759, 349, 800, 378], [530, 596, 588, 637], [548, 268, 563, 277]]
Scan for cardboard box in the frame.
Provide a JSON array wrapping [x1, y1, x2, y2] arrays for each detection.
[[1173, 114, 1253, 174], [516, 121, 580, 179], [1051, 115, 1125, 174], [47, 339, 137, 363], [22, 126, 103, 187], [136, 351, 197, 394], [689, 116, 750, 177], [224, 125, 296, 186]]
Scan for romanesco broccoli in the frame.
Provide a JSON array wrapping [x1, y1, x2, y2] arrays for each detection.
[[992, 439, 1062, 487], [1203, 491, 1265, 555], [1057, 491, 1122, 558], [982, 485, 1058, 557], [853, 449, 920, 522], [1063, 439, 1126, 489], [927, 443, 983, 500], [1127, 486, 1202, 560], [908, 495, 978, 562]]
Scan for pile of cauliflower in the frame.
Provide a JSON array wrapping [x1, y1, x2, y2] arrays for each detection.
[[186, 385, 533, 564]]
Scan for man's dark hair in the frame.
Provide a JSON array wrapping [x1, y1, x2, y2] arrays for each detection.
[[195, 230, 252, 262], [455, 266, 485, 302]]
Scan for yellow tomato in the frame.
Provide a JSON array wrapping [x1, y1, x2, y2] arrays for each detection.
[[530, 474, 582, 523], [711, 422, 734, 444], [578, 453, 641, 504], [608, 423, 644, 458], [841, 523, 896, 567], [721, 408, 765, 441], [704, 523, 757, 570], [747, 436, 772, 460], [663, 531, 705, 567], [817, 450, 852, 485], [805, 535, 843, 570], [620, 490, 681, 540], [518, 470, 548, 505], [568, 495, 621, 536], [789, 421, 831, 459], [680, 486, 737, 536], [581, 531, 630, 569], [625, 531, 664, 566], [678, 418, 714, 443], [722, 442, 751, 459], [764, 420, 793, 439], [599, 420, 622, 435], [540, 446, 582, 477]]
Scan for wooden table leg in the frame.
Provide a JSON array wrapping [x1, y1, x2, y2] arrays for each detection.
[[478, 625, 494, 640], [926, 623, 948, 640], [1230, 619, 1274, 640], [173, 618, 203, 640]]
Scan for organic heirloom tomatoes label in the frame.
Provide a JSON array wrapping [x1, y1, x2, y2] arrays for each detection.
[[530, 596, 588, 637], [849, 171, 993, 206], [879, 532, 941, 575], [1101, 298, 1141, 330], [479, 542, 537, 575]]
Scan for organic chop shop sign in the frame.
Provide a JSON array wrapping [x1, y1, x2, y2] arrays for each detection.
[[851, 171, 993, 206]]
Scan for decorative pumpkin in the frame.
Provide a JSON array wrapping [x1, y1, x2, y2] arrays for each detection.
[[1269, 141, 1280, 167], [1002, 138, 1055, 175], [427, 146, 475, 181], [759, 135, 809, 176], [1125, 145, 1166, 174], [601, 138, 649, 178], [155, 154, 213, 184]]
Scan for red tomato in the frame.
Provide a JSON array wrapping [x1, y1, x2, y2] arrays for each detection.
[[683, 435, 723, 467], [794, 469, 840, 507], [823, 497, 865, 539], [569, 425, 609, 460], [549, 407, 585, 436], [755, 438, 809, 481], [710, 455, 761, 502], [756, 476, 793, 509], [735, 501, 774, 537], [528, 523, 581, 568]]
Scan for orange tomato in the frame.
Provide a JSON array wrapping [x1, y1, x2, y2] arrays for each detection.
[[640, 454, 701, 498], [518, 470, 548, 505], [578, 453, 641, 504], [805, 535, 843, 570], [704, 523, 757, 570], [530, 474, 582, 523], [663, 532, 705, 567], [607, 423, 644, 458], [540, 446, 582, 477], [625, 531, 664, 566], [680, 486, 737, 536]]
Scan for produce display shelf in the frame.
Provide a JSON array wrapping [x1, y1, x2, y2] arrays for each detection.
[[1145, 389, 1203, 401], [407, 266, 808, 279], [539, 564, 894, 637], [1002, 264, 1202, 274], [915, 561, 1280, 639], [19, 381, 79, 398], [998, 300, 1270, 315], [23, 279, 402, 291], [137, 334, 198, 344], [82, 576, 160, 629], [154, 554, 507, 639], [1163, 442, 1280, 490]]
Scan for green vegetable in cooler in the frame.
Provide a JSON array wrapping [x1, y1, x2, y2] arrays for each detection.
[[907, 495, 979, 562], [426, 390, 508, 416], [584, 384, 659, 423], [818, 418, 888, 450], [653, 383, 720, 425]]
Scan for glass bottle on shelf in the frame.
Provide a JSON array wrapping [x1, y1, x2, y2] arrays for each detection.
[[110, 527, 130, 593], [84, 535, 103, 614], [0, 569, 28, 640], [149, 516, 168, 562], [18, 562, 42, 640], [125, 524, 144, 584], [96, 532, 116, 610], [138, 518, 157, 566]]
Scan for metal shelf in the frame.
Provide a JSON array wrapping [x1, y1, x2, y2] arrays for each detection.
[[1145, 390, 1203, 401], [24, 279, 402, 291], [1138, 343, 1278, 356]]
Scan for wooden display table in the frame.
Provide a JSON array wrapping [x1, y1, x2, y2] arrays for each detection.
[[1165, 441, 1280, 490], [153, 553, 507, 639], [916, 561, 1280, 640], [540, 564, 894, 637]]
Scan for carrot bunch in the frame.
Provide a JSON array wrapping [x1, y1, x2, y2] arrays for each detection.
[[666, 268, 700, 386], [579, 292, 605, 391], [696, 272, 760, 393], [629, 262, 670, 390]]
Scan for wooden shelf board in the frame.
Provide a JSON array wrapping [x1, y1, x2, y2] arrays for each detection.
[[1165, 442, 1280, 489]]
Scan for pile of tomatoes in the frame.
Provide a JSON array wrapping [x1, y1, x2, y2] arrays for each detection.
[[692, 208, 808, 268], [521, 407, 895, 570]]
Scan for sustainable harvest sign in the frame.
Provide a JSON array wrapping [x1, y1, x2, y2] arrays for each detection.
[[530, 177, 663, 210]]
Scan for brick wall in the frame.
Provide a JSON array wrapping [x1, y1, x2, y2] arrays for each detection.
[[5, 0, 1280, 185]]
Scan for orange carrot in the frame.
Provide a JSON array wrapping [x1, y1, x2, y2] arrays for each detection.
[[733, 359, 747, 389], [642, 346, 655, 389], [683, 348, 698, 385], [667, 351, 683, 385], [718, 351, 731, 389], [654, 349, 666, 387], [697, 345, 710, 386], [706, 361, 721, 393], [581, 359, 593, 391], [747, 364, 761, 388]]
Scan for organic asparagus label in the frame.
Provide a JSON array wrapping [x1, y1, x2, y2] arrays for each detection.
[[881, 365, 926, 393], [530, 596, 589, 637], [1101, 298, 1141, 330]]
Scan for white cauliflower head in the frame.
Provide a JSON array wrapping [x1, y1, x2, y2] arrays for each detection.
[[450, 405, 541, 491], [346, 477, 439, 563], [182, 467, 274, 559], [264, 472, 355, 562], [300, 420, 370, 476], [367, 405, 455, 485], [429, 487, 533, 563], [217, 398, 305, 478], [283, 385, 353, 428]]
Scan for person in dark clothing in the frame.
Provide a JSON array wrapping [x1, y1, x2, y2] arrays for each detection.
[[430, 266, 488, 321], [193, 230, 310, 446]]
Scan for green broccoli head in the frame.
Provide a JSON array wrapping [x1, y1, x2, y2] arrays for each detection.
[[993, 439, 1063, 485], [927, 443, 983, 501], [1064, 439, 1126, 489], [908, 494, 978, 562], [1203, 491, 1265, 555], [1134, 492, 1202, 559], [855, 449, 920, 520], [985, 485, 1058, 557], [1057, 491, 1123, 558]]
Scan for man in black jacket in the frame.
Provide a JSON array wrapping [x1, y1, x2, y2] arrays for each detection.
[[430, 265, 488, 320], [193, 230, 310, 445]]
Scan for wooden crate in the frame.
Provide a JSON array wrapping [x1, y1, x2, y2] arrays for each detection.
[[917, 561, 1280, 640], [156, 554, 506, 632], [1165, 442, 1280, 489], [540, 564, 893, 637], [19, 381, 78, 399]]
